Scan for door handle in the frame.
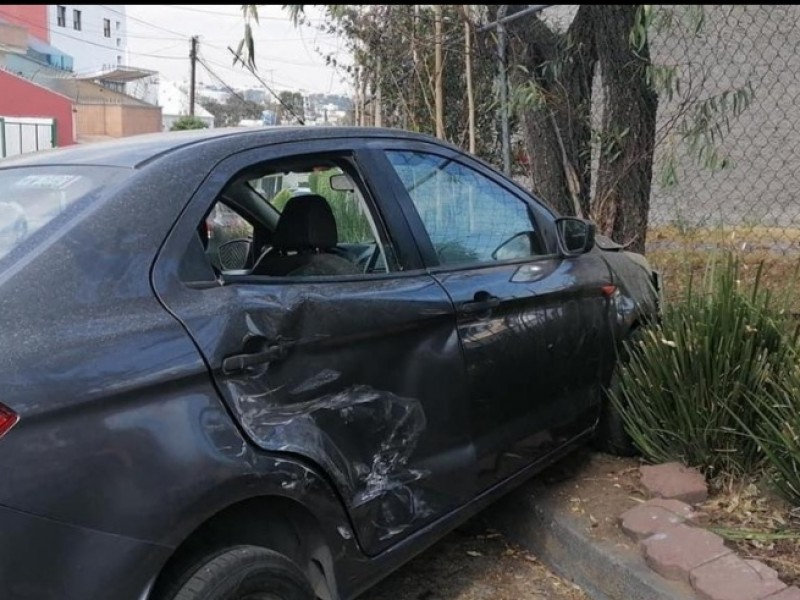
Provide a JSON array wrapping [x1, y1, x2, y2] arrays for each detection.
[[460, 292, 501, 315], [222, 343, 288, 374]]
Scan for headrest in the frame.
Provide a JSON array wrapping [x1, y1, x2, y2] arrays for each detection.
[[273, 194, 337, 251]]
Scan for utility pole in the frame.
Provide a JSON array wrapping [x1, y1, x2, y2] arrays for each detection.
[[189, 35, 198, 116], [497, 6, 511, 174]]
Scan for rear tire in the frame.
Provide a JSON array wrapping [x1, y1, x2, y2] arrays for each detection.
[[164, 545, 315, 600]]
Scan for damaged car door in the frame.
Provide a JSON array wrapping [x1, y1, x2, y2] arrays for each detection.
[[152, 139, 477, 556], [381, 146, 615, 491]]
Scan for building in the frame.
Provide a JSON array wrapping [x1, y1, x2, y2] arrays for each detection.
[[0, 5, 155, 104], [0, 69, 74, 156], [0, 6, 161, 149], [49, 5, 127, 73], [0, 5, 127, 73], [159, 80, 215, 131]]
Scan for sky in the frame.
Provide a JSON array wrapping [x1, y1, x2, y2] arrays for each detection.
[[125, 5, 353, 96]]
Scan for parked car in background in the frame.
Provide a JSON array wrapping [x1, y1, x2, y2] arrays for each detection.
[[0, 127, 660, 600]]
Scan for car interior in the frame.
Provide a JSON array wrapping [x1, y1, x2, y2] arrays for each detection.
[[198, 156, 393, 279]]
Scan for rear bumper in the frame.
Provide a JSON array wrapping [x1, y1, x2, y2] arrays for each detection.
[[0, 502, 171, 600]]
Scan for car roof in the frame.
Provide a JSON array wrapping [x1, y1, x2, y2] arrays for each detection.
[[0, 126, 451, 170]]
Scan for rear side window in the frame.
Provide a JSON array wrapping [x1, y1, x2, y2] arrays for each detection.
[[0, 165, 129, 260]]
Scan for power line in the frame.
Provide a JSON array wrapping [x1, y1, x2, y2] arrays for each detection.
[[198, 56, 295, 91], [163, 4, 325, 23], [99, 5, 186, 38], [226, 47, 306, 125], [0, 9, 189, 60], [201, 40, 337, 70], [196, 56, 264, 109]]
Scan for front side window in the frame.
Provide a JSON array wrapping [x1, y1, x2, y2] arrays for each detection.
[[56, 5, 66, 27], [103, 18, 111, 38], [385, 150, 543, 266], [72, 9, 81, 31]]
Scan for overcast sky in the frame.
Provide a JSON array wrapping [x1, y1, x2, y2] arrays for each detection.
[[126, 5, 352, 96]]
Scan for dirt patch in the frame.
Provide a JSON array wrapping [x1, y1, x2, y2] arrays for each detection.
[[535, 449, 647, 547], [697, 478, 800, 587], [362, 517, 587, 600]]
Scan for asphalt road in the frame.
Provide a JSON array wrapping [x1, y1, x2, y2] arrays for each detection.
[[360, 516, 586, 600]]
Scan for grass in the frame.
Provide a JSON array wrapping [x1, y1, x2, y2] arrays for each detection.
[[646, 224, 800, 311]]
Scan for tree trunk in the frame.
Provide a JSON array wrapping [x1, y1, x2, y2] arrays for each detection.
[[464, 7, 476, 154], [434, 5, 444, 139], [375, 55, 383, 127], [510, 6, 597, 217], [593, 5, 658, 254]]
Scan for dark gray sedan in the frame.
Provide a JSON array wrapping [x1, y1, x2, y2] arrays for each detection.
[[0, 127, 659, 600]]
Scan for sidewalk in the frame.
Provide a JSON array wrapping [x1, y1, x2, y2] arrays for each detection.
[[486, 452, 800, 600]]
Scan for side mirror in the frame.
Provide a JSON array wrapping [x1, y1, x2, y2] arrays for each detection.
[[491, 231, 536, 261], [329, 173, 355, 192], [555, 217, 595, 256]]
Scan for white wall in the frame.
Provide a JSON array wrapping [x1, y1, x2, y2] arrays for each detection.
[[47, 4, 127, 74]]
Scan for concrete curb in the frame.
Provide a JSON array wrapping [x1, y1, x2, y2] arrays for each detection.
[[486, 480, 696, 600]]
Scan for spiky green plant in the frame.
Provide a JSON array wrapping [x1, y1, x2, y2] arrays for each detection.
[[611, 252, 800, 477], [739, 377, 800, 505]]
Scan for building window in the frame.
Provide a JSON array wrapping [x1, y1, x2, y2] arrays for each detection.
[[116, 37, 121, 48], [116, 20, 120, 31], [57, 5, 66, 27], [117, 55, 122, 65], [72, 9, 81, 31], [103, 18, 111, 38]]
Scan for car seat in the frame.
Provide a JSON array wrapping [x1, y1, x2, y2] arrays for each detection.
[[252, 194, 361, 277]]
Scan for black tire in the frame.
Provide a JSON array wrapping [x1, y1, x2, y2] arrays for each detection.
[[595, 369, 637, 456], [594, 330, 644, 457], [164, 545, 315, 600]]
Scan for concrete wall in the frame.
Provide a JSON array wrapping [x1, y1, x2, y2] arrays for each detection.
[[0, 21, 29, 52], [0, 69, 74, 147], [0, 5, 49, 42], [47, 4, 127, 73], [74, 103, 161, 138]]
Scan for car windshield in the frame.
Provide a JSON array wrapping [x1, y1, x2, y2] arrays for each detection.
[[0, 165, 130, 260]]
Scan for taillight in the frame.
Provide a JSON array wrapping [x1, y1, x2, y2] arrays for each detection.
[[0, 403, 19, 439]]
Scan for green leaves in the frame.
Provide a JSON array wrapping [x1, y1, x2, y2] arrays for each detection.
[[629, 5, 654, 53], [169, 115, 209, 131], [680, 83, 755, 172], [236, 5, 264, 68]]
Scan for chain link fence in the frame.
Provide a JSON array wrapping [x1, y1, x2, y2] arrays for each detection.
[[645, 5, 800, 300], [526, 5, 800, 300], [648, 6, 800, 244]]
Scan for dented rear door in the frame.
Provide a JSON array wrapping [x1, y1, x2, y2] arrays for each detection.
[[152, 138, 477, 556]]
